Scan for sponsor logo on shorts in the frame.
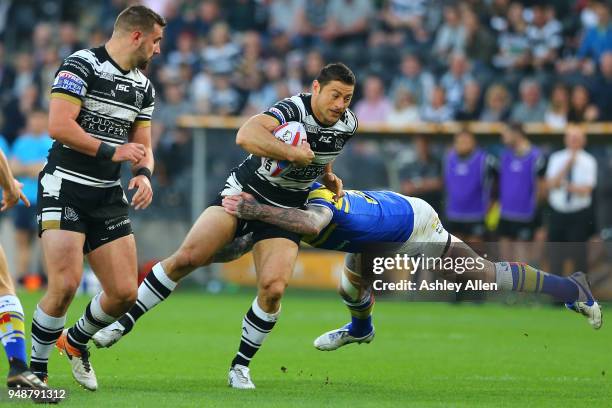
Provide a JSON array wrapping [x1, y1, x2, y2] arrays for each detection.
[[64, 207, 79, 222], [106, 218, 131, 231]]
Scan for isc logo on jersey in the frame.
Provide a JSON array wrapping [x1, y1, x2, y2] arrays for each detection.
[[260, 121, 307, 178]]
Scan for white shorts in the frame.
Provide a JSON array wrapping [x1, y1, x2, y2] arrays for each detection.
[[397, 196, 450, 258]]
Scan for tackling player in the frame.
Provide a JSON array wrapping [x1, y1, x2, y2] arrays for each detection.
[[29, 5, 164, 391], [219, 184, 602, 351], [95, 182, 601, 362]]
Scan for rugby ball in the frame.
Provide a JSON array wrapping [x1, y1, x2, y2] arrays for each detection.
[[260, 121, 308, 177]]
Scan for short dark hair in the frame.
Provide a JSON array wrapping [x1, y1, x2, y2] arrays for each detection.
[[115, 5, 167, 34], [315, 63, 356, 88]]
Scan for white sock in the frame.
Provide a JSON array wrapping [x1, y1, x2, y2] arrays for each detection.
[[30, 305, 66, 372], [494, 262, 514, 291]]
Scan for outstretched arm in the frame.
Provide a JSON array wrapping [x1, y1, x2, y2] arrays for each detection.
[[222, 192, 333, 236]]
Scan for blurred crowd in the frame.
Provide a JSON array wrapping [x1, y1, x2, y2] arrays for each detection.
[[1, 0, 612, 285], [2, 1, 612, 136]]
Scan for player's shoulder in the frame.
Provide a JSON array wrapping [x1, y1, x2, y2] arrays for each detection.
[[307, 183, 344, 210], [66, 48, 99, 67], [286, 93, 308, 112], [307, 182, 335, 203]]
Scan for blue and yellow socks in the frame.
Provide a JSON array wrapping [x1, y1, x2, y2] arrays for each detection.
[[0, 295, 27, 368], [495, 262, 579, 302]]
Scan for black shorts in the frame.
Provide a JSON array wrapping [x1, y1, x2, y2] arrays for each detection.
[[210, 194, 302, 246], [497, 218, 536, 241], [445, 220, 485, 238], [37, 172, 132, 254]]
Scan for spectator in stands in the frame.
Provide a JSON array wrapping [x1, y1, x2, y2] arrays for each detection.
[[493, 2, 530, 75], [269, 0, 305, 41], [31, 23, 53, 67], [167, 31, 199, 72], [462, 7, 496, 68], [2, 84, 39, 145], [546, 125, 597, 274], [568, 84, 599, 122], [285, 54, 305, 94], [433, 5, 466, 62], [354, 75, 392, 124], [153, 80, 194, 184], [57, 22, 83, 61], [497, 123, 546, 247], [242, 58, 289, 115], [577, 1, 612, 67], [0, 42, 15, 107], [391, 53, 435, 106], [399, 135, 443, 213], [440, 52, 474, 111], [201, 22, 240, 74], [387, 87, 420, 127], [545, 83, 570, 129], [303, 49, 325, 84], [526, 4, 562, 72], [454, 80, 482, 121], [226, 0, 267, 32], [9, 110, 52, 287], [233, 31, 264, 95], [13, 53, 37, 100], [379, 0, 430, 46], [209, 73, 241, 115], [321, 0, 373, 47], [487, 0, 511, 34], [590, 51, 612, 120], [37, 47, 61, 110], [193, 0, 222, 39], [421, 86, 454, 123], [191, 68, 214, 114], [443, 129, 496, 241], [296, 0, 329, 47], [510, 79, 548, 123], [480, 83, 511, 122]]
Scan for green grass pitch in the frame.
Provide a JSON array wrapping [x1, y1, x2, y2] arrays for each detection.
[[1, 290, 610, 407]]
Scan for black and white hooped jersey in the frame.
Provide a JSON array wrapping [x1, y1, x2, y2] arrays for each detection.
[[45, 46, 155, 188], [227, 93, 358, 208]]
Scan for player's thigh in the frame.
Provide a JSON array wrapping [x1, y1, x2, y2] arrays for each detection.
[[405, 196, 450, 258], [40, 229, 86, 293], [169, 206, 238, 269], [0, 245, 15, 295], [87, 234, 138, 300], [252, 238, 299, 292]]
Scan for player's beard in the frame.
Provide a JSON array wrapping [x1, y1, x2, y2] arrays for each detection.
[[135, 46, 152, 70]]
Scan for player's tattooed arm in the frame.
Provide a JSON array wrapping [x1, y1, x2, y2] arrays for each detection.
[[222, 192, 333, 236], [213, 233, 254, 263], [235, 114, 314, 166]]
